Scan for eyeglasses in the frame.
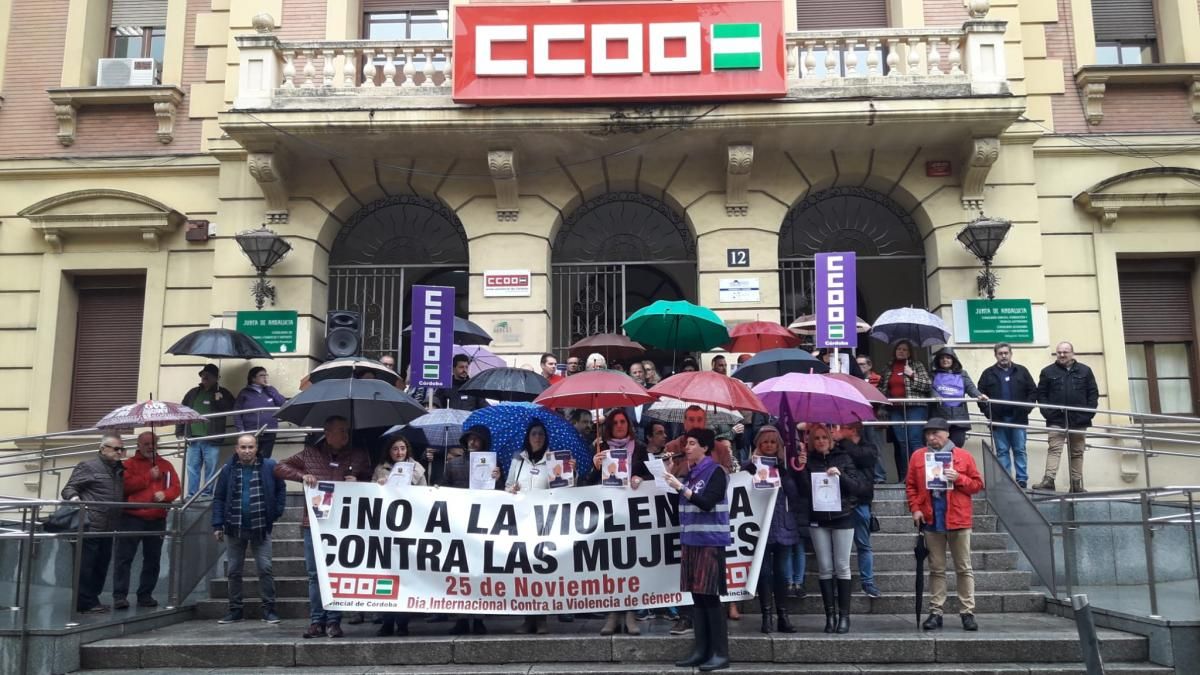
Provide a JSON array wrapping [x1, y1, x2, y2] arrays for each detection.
[[103, 444, 127, 452]]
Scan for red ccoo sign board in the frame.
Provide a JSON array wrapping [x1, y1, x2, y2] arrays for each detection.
[[452, 0, 787, 104]]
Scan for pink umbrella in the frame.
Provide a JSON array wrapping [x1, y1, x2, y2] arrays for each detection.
[[752, 373, 876, 425], [454, 345, 506, 377], [822, 372, 891, 405], [96, 399, 203, 430]]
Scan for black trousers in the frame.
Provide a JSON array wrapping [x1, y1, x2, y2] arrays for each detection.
[[78, 536, 114, 611], [112, 516, 165, 601]]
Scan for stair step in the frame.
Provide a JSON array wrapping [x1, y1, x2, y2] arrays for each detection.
[[72, 664, 1177, 675], [870, 499, 991, 516], [195, 591, 1047, 620], [77, 614, 1149, 669]]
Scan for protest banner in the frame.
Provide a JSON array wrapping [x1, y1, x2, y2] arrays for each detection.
[[306, 472, 776, 614]]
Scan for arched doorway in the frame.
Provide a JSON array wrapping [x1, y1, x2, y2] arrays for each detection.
[[778, 187, 925, 358], [328, 195, 468, 367], [551, 192, 697, 362]]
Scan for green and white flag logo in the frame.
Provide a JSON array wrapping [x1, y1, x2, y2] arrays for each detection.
[[375, 578, 394, 595], [712, 23, 762, 70]]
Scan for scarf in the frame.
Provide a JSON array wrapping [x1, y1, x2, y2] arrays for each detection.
[[228, 461, 267, 541], [607, 436, 633, 450]]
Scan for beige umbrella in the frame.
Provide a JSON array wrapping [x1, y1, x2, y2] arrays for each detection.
[[787, 314, 871, 336]]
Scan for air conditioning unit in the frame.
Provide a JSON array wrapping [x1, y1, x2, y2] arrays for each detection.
[[96, 58, 161, 87]]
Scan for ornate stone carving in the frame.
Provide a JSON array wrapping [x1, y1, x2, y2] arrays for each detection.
[[153, 101, 177, 144], [488, 149, 519, 222], [960, 137, 1000, 210], [726, 143, 754, 217], [18, 188, 184, 253], [54, 104, 77, 147], [1083, 81, 1106, 125], [247, 152, 290, 217]]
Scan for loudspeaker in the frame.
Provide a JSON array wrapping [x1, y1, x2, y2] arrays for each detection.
[[325, 310, 362, 359]]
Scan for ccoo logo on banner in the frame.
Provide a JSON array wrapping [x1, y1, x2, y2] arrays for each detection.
[[408, 285, 455, 388], [306, 473, 777, 614], [815, 252, 857, 349]]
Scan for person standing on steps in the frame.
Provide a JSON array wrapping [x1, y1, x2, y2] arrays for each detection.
[[113, 431, 180, 610], [906, 418, 983, 632], [928, 347, 988, 449], [63, 433, 126, 614], [801, 424, 871, 635], [835, 422, 882, 599], [274, 416, 371, 639], [976, 343, 1038, 488], [233, 367, 288, 459], [878, 340, 932, 483], [213, 434, 287, 625], [179, 363, 234, 498], [1034, 342, 1098, 493], [741, 425, 802, 634], [665, 429, 732, 672]]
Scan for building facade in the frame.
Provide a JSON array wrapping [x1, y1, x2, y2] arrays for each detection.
[[2, 0, 1199, 493]]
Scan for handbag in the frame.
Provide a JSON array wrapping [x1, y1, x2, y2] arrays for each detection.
[[869, 513, 881, 533], [45, 503, 83, 532]]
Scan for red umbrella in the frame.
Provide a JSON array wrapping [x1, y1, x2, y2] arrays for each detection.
[[96, 399, 203, 429], [534, 370, 655, 410], [648, 371, 768, 415], [725, 321, 800, 353], [567, 334, 646, 364], [822, 372, 891, 405]]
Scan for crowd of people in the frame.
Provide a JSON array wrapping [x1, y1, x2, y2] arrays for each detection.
[[59, 337, 1099, 671]]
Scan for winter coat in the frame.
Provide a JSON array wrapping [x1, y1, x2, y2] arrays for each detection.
[[928, 347, 982, 427], [585, 439, 652, 485], [800, 447, 870, 527], [176, 384, 235, 439], [212, 456, 287, 533], [741, 458, 805, 544], [444, 425, 501, 489], [905, 446, 982, 531], [877, 359, 933, 399], [233, 385, 288, 432], [977, 362, 1038, 424], [373, 459, 428, 486], [506, 450, 552, 492], [838, 437, 878, 505], [61, 455, 125, 531], [122, 452, 182, 521], [273, 442, 371, 526], [433, 377, 490, 411], [1037, 360, 1100, 429]]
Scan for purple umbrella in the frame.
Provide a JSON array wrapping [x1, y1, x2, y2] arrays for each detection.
[[752, 372, 876, 425], [454, 345, 506, 377]]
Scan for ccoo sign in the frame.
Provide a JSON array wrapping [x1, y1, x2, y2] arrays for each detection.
[[453, 0, 786, 104], [483, 269, 532, 297]]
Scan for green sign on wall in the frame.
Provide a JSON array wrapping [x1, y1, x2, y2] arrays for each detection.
[[236, 310, 298, 353], [965, 299, 1034, 343]]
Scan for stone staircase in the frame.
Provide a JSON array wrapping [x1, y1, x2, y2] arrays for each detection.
[[73, 487, 1176, 673]]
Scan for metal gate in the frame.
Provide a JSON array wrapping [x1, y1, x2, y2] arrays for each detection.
[[779, 255, 927, 328], [328, 264, 462, 362]]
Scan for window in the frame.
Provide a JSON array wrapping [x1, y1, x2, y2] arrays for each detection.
[[365, 10, 449, 40], [796, 0, 887, 30], [1119, 259, 1196, 415], [111, 26, 166, 62], [1092, 0, 1157, 65], [67, 276, 146, 431]]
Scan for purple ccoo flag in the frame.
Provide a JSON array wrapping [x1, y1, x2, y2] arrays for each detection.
[[815, 252, 857, 349], [409, 285, 455, 388]]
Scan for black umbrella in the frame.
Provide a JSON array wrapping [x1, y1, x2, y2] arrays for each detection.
[[914, 529, 929, 627], [309, 357, 400, 385], [459, 367, 550, 402], [166, 328, 272, 359], [276, 378, 425, 429], [402, 316, 493, 346], [732, 348, 828, 384]]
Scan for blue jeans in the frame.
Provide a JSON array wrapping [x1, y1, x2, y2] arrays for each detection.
[[185, 441, 219, 497], [226, 532, 275, 611], [303, 529, 341, 625], [889, 404, 928, 481], [785, 540, 807, 585], [853, 504, 875, 588], [992, 425, 1029, 483], [862, 425, 888, 482]]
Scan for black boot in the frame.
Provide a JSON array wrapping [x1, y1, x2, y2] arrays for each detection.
[[773, 576, 795, 633], [674, 606, 709, 667], [758, 587, 772, 634], [835, 579, 852, 634], [818, 579, 837, 634], [699, 602, 730, 672]]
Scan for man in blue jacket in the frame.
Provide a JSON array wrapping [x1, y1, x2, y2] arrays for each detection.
[[212, 434, 288, 624]]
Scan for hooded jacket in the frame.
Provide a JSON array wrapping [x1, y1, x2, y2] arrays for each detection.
[[444, 425, 502, 489], [928, 347, 981, 427]]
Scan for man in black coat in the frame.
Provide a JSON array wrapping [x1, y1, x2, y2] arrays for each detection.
[[976, 343, 1038, 488], [1034, 342, 1099, 493], [433, 354, 489, 411], [62, 433, 127, 613]]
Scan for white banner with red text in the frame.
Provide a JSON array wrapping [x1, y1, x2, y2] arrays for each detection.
[[306, 473, 777, 614]]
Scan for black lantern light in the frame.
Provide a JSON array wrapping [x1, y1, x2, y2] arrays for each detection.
[[956, 216, 1012, 300], [235, 225, 292, 309]]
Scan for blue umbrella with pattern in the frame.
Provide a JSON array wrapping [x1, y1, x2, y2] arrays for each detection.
[[463, 402, 589, 478]]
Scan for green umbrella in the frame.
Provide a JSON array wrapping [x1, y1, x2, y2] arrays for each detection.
[[622, 300, 730, 352]]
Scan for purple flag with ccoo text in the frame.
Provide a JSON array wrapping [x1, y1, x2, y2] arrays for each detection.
[[409, 285, 455, 389], [815, 252, 857, 349]]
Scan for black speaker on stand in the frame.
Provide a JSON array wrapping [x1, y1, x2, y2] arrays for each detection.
[[325, 310, 363, 360]]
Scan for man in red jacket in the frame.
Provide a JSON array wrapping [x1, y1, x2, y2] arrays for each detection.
[[113, 431, 181, 609], [905, 418, 982, 632]]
